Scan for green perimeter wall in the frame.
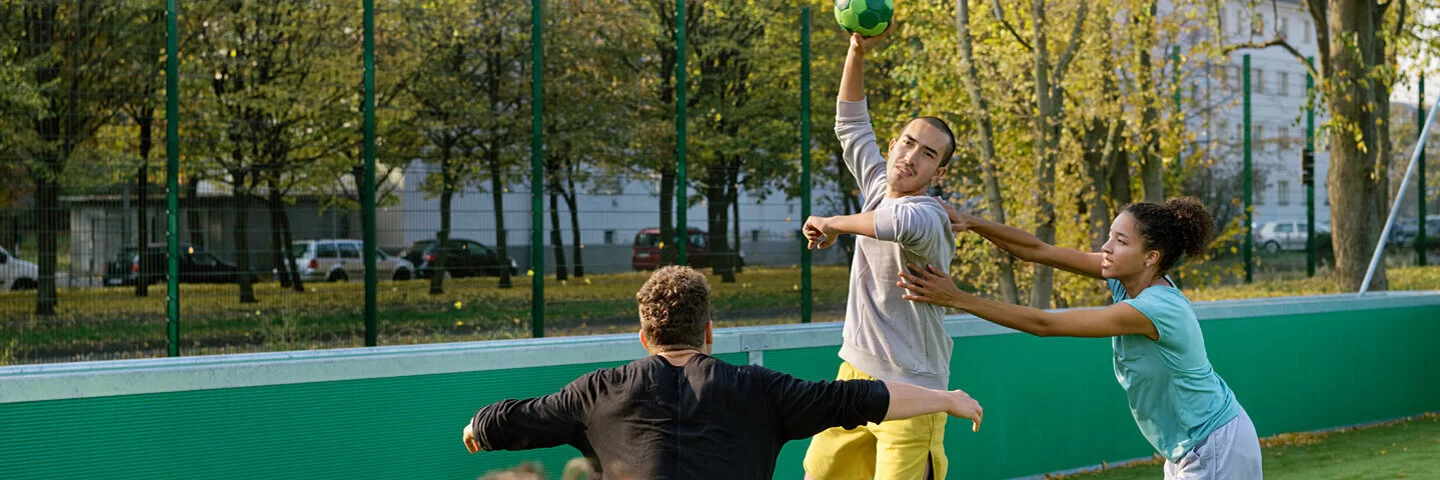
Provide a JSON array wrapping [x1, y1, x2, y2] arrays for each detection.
[[2, 295, 1438, 479]]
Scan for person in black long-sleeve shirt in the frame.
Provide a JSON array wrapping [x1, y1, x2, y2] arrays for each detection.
[[462, 266, 983, 479]]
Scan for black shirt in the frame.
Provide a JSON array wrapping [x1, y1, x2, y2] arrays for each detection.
[[471, 353, 890, 479]]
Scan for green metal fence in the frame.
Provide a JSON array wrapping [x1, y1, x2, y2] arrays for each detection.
[[3, 292, 1438, 479], [1, 1, 1436, 365]]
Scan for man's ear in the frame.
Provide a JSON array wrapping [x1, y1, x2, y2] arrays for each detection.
[[704, 321, 713, 345], [638, 330, 649, 350]]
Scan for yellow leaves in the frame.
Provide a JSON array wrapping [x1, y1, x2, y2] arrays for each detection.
[[453, 301, 462, 309]]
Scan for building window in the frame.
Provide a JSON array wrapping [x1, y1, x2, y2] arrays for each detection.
[[604, 230, 615, 244], [1256, 180, 1266, 205], [1278, 71, 1289, 96], [1278, 180, 1291, 205], [1278, 17, 1289, 39], [1251, 12, 1264, 35], [751, 230, 761, 242], [1303, 20, 1313, 43], [1254, 68, 1265, 94], [1255, 124, 1265, 149], [1236, 9, 1246, 35]]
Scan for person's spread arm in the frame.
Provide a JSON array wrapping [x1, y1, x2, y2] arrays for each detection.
[[898, 263, 1158, 340], [946, 201, 1103, 279], [463, 374, 593, 453]]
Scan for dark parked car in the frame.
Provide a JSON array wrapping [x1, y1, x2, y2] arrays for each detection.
[[630, 228, 743, 271], [402, 238, 518, 279], [102, 247, 141, 286], [106, 243, 255, 286]]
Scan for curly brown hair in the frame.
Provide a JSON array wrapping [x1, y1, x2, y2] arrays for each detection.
[[1122, 197, 1216, 274], [635, 266, 711, 351]]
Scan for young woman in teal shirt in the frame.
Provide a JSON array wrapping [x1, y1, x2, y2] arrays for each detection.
[[897, 197, 1262, 479]]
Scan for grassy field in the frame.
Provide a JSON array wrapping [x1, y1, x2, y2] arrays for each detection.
[[2, 261, 1437, 364], [1056, 413, 1440, 479]]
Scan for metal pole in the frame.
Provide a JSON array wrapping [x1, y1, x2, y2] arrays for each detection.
[[1361, 80, 1440, 294], [362, 0, 378, 346], [165, 0, 181, 357], [1305, 56, 1316, 277], [1418, 75, 1428, 266], [1171, 45, 1183, 289], [530, 0, 545, 337], [675, 0, 688, 266], [1172, 46, 1182, 171], [800, 8, 812, 324], [1243, 55, 1253, 284]]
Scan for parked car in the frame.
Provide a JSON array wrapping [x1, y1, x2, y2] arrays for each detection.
[[123, 243, 256, 285], [630, 228, 743, 271], [1254, 220, 1323, 254], [280, 239, 415, 283], [402, 238, 518, 279], [102, 247, 141, 286], [0, 245, 38, 292]]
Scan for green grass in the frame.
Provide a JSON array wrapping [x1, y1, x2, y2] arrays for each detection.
[[1056, 413, 1440, 479]]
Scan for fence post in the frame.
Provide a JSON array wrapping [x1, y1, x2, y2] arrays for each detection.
[[165, 0, 181, 357], [530, 0, 545, 338], [1243, 54, 1253, 284], [800, 7, 812, 323], [363, 0, 378, 347]]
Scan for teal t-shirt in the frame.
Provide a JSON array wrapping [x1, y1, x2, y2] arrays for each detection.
[[1109, 278, 1241, 462]]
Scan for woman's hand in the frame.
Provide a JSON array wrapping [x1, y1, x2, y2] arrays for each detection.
[[897, 263, 968, 309], [936, 198, 977, 233]]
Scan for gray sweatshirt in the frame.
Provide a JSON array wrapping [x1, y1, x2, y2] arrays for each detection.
[[834, 98, 956, 390]]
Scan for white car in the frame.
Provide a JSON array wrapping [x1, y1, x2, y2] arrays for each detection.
[[0, 245, 38, 292], [1254, 220, 1328, 254], [281, 239, 415, 283]]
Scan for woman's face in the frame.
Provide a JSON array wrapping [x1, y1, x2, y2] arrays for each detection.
[[1100, 212, 1158, 280]]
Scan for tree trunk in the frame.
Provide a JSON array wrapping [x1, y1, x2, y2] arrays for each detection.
[[185, 176, 204, 246], [35, 175, 58, 315], [705, 166, 734, 282], [430, 150, 453, 295], [268, 187, 289, 288], [548, 183, 568, 281], [659, 166, 676, 266], [1137, 0, 1165, 204], [487, 148, 513, 289], [563, 158, 584, 277], [1029, 0, 1059, 309], [278, 202, 303, 292], [1111, 149, 1133, 208], [1322, 0, 1390, 291], [955, 0, 1020, 303], [230, 164, 257, 303], [135, 112, 152, 297], [731, 181, 741, 273]]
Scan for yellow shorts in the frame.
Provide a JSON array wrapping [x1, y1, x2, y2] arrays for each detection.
[[802, 362, 948, 480]]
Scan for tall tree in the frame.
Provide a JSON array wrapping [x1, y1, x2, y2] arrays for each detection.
[[6, 2, 127, 314]]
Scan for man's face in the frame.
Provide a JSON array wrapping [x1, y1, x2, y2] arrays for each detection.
[[886, 120, 949, 197]]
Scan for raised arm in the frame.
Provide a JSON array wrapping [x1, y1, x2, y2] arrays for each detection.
[[839, 30, 891, 102], [947, 202, 1104, 279], [898, 263, 1157, 341]]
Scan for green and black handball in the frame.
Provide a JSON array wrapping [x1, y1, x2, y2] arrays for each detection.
[[834, 0, 894, 37]]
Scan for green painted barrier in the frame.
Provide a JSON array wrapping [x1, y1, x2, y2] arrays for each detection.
[[3, 292, 1438, 479]]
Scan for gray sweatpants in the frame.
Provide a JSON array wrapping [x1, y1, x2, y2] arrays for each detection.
[[1164, 407, 1263, 479]]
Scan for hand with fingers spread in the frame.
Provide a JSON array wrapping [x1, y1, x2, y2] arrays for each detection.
[[947, 389, 983, 432], [802, 216, 839, 250], [462, 423, 482, 453], [897, 262, 968, 309]]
